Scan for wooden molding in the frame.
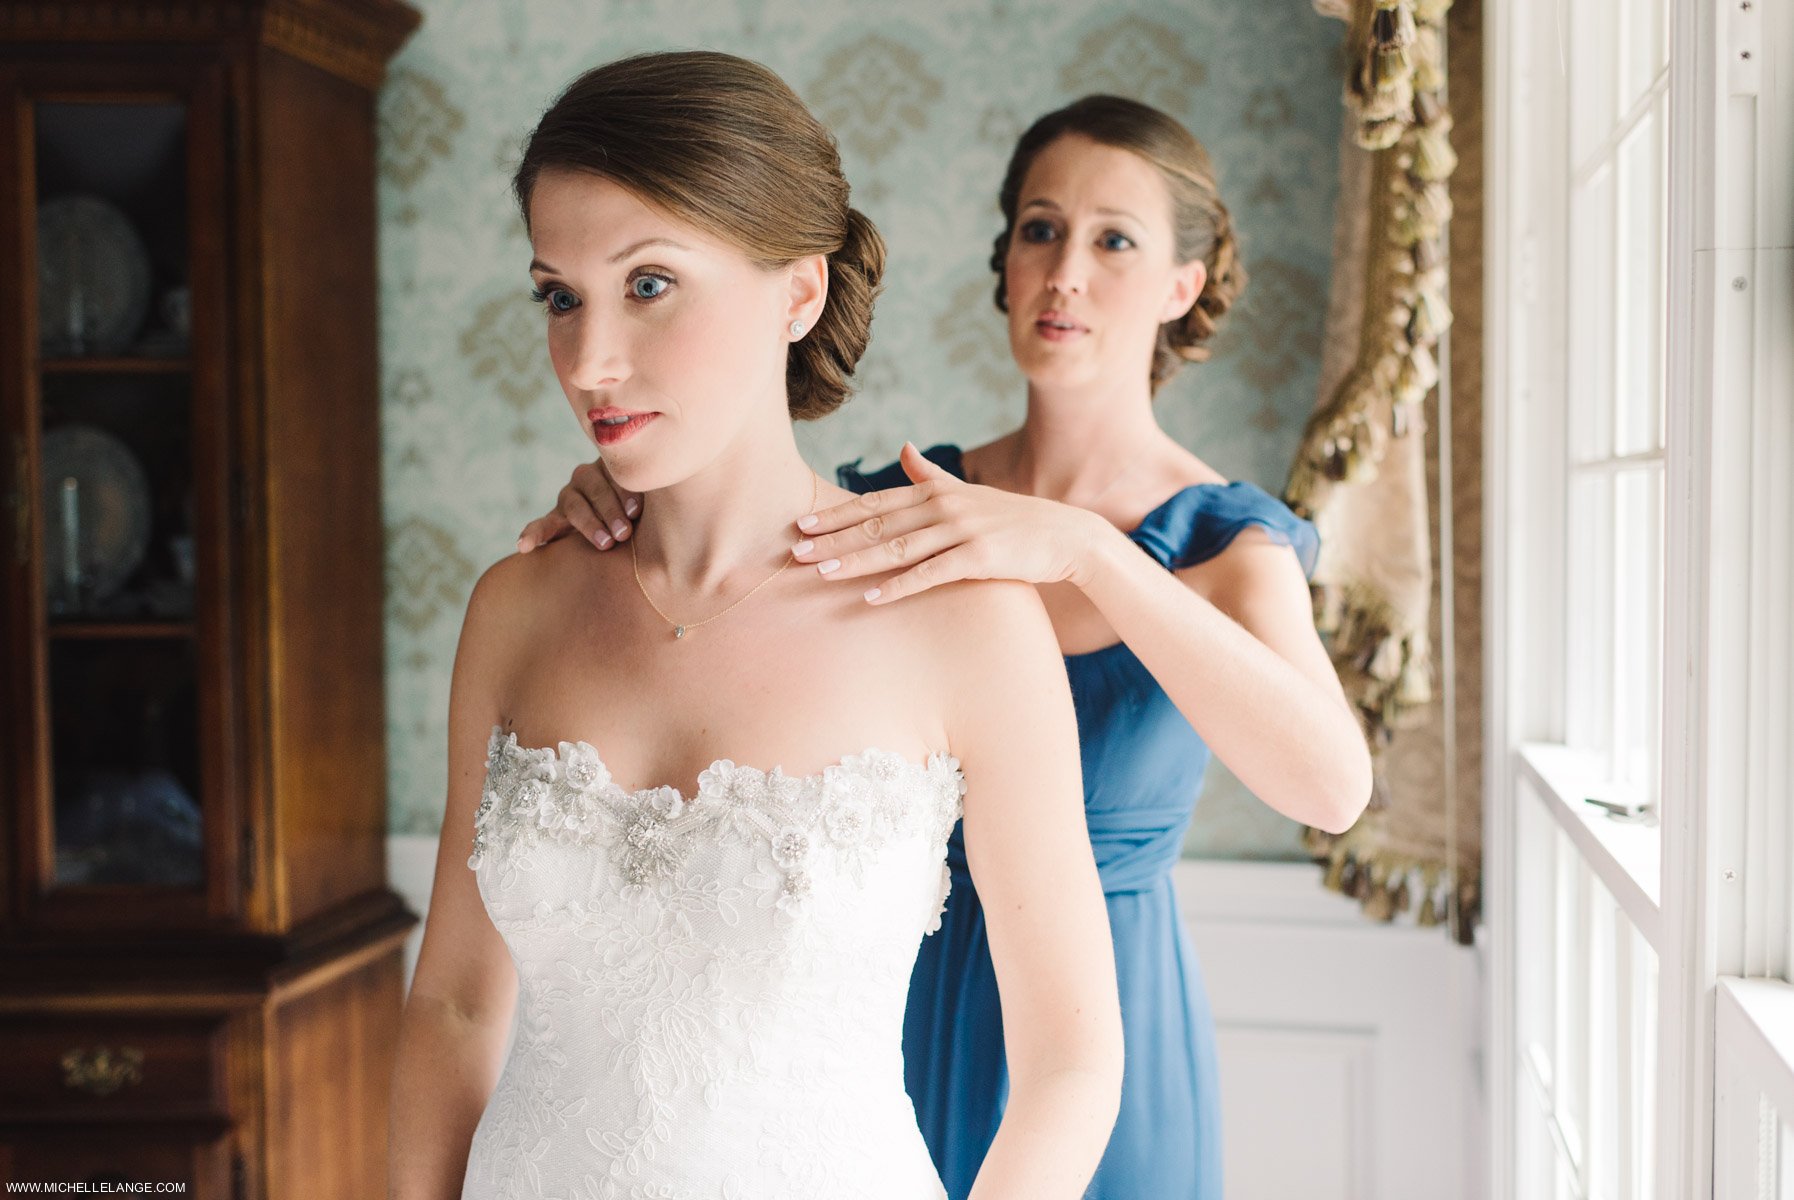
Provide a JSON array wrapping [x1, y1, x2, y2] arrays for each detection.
[[259, 0, 420, 90], [0, 1, 421, 89]]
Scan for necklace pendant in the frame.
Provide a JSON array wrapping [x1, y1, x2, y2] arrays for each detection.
[[673, 625, 686, 640]]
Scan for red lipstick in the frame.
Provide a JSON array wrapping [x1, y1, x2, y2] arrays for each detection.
[[587, 407, 658, 447]]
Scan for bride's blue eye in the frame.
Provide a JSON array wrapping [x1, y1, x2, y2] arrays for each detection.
[[1100, 231, 1136, 252], [529, 285, 579, 314], [1019, 219, 1057, 244], [630, 274, 671, 301]]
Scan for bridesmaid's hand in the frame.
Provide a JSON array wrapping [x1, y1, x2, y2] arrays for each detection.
[[794, 442, 1104, 604], [515, 458, 642, 553]]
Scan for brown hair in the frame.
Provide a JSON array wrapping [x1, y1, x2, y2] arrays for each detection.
[[991, 95, 1245, 391], [513, 51, 884, 421]]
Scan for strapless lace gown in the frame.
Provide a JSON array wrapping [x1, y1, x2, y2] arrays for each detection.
[[461, 726, 964, 1200]]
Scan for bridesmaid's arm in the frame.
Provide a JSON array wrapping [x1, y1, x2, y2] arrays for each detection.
[[791, 445, 1370, 831], [1072, 520, 1373, 833], [945, 580, 1123, 1199]]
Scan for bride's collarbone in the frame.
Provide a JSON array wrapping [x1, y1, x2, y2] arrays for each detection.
[[505, 632, 949, 800], [497, 539, 971, 786]]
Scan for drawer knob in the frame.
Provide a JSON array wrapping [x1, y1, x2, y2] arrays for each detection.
[[60, 1045, 145, 1096]]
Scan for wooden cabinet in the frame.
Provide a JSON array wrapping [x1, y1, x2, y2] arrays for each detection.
[[0, 4, 420, 1196]]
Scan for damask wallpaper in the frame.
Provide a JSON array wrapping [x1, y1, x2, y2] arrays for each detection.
[[376, 0, 1345, 857]]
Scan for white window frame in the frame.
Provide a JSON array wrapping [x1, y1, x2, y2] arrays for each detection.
[[1485, 0, 1794, 1197]]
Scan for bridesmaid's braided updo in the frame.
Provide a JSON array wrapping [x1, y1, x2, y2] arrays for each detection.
[[991, 95, 1245, 392]]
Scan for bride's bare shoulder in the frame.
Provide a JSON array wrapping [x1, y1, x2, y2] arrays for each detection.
[[882, 575, 1059, 674], [462, 535, 613, 641]]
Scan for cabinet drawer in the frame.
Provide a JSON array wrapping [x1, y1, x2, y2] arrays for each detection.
[[0, 1127, 232, 1196], [0, 1016, 230, 1121]]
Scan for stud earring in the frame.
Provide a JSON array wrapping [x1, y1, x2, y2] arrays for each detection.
[[790, 320, 806, 337]]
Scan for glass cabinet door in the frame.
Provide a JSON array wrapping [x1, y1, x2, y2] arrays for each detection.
[[5, 63, 239, 927]]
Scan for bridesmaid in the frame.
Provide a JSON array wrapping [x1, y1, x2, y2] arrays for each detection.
[[519, 95, 1372, 1199]]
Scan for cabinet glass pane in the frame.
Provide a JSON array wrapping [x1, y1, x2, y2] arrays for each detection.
[[34, 100, 203, 890], [49, 639, 202, 886], [40, 373, 197, 622], [34, 103, 189, 361]]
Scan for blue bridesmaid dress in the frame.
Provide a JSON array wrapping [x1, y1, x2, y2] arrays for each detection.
[[840, 444, 1320, 1200]]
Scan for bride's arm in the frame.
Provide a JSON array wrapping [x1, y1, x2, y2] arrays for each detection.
[[388, 562, 525, 1199], [946, 581, 1123, 1199]]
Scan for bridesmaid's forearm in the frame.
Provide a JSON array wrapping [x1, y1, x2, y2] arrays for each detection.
[[1071, 518, 1371, 832]]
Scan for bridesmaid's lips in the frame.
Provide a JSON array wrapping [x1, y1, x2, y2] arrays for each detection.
[[1035, 311, 1089, 342]]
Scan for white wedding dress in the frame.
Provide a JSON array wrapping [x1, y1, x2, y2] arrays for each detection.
[[461, 725, 963, 1200]]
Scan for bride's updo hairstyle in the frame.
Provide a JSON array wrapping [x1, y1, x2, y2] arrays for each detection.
[[991, 95, 1246, 393], [513, 51, 885, 421]]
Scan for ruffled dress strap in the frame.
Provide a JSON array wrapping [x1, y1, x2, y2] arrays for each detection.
[[837, 443, 966, 494], [1129, 481, 1320, 578]]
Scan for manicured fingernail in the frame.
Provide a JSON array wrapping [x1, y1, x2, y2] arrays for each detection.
[[516, 537, 530, 553], [797, 514, 819, 531], [624, 497, 641, 517], [792, 540, 814, 556], [818, 558, 840, 575], [610, 519, 629, 539], [864, 587, 881, 602], [593, 530, 612, 548]]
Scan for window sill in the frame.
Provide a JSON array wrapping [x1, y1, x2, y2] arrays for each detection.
[[1717, 978, 1794, 1122], [1517, 743, 1662, 948]]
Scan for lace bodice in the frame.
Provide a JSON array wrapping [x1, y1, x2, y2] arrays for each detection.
[[461, 726, 963, 1200]]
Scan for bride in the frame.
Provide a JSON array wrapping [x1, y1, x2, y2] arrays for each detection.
[[387, 51, 1123, 1200]]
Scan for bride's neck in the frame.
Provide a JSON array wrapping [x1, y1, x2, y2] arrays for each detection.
[[631, 421, 815, 594]]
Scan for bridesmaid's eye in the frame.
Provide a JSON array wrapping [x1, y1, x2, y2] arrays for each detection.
[[1019, 219, 1057, 244], [1099, 231, 1136, 252]]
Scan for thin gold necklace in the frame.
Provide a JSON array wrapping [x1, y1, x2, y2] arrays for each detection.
[[630, 473, 820, 641]]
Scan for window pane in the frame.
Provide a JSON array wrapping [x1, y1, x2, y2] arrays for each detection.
[[1517, 780, 1663, 1198], [1570, 163, 1617, 462], [1568, 471, 1617, 757], [1781, 1112, 1794, 1199], [1612, 467, 1663, 804], [1635, 926, 1658, 1200], [1617, 0, 1669, 116], [1569, 0, 1621, 170], [1614, 98, 1667, 458], [1556, 827, 1591, 1174], [1519, 777, 1561, 1069], [1589, 893, 1619, 1194]]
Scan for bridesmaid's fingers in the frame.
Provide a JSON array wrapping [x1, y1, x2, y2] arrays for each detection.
[[516, 510, 573, 554], [791, 503, 937, 565], [570, 463, 637, 546], [558, 484, 620, 550], [863, 545, 981, 605], [798, 482, 933, 537], [572, 459, 643, 530], [809, 524, 962, 583]]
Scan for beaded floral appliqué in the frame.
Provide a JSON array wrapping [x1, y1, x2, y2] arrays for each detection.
[[469, 726, 963, 915]]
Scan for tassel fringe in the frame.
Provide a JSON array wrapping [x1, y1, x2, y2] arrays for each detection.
[[1298, 0, 1465, 943], [1303, 830, 1482, 945]]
